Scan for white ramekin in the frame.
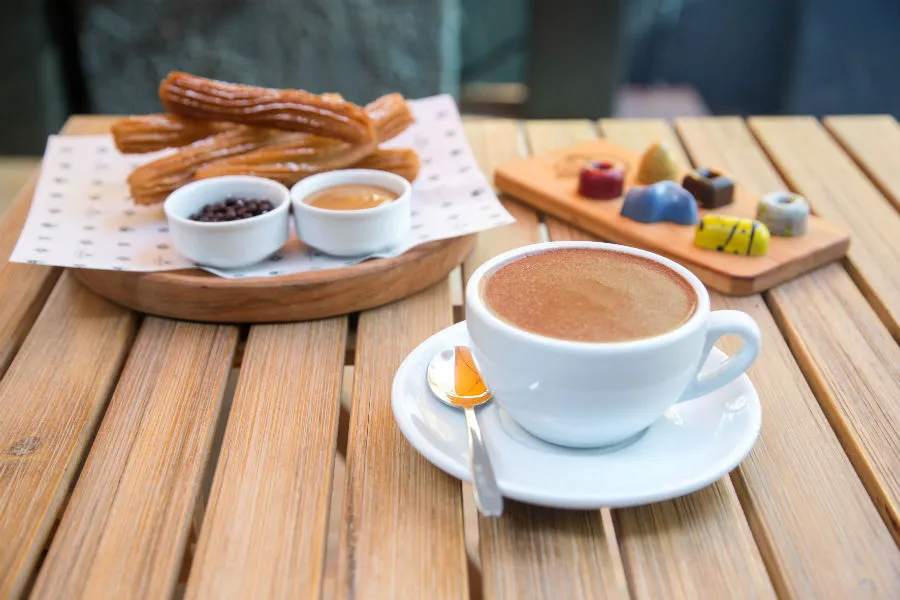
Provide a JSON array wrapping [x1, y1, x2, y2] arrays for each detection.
[[290, 169, 412, 257], [163, 176, 291, 269]]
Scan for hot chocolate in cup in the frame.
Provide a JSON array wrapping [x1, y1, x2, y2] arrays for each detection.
[[465, 241, 762, 448]]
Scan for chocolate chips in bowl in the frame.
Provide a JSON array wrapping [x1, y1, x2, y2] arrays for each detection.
[[163, 175, 291, 268], [189, 197, 275, 222]]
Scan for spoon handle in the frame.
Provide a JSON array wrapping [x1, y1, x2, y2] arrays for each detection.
[[464, 407, 504, 517]]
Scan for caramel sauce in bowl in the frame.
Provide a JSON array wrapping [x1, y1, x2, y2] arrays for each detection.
[[305, 184, 399, 211], [290, 169, 412, 257]]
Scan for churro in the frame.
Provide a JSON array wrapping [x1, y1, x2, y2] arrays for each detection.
[[352, 148, 420, 182], [159, 71, 374, 144], [194, 135, 375, 187], [111, 114, 230, 153], [128, 127, 299, 205], [366, 93, 414, 143]]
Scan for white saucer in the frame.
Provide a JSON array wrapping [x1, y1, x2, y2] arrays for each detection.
[[391, 322, 761, 509]]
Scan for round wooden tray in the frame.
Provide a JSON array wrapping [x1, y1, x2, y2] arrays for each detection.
[[71, 235, 475, 323]]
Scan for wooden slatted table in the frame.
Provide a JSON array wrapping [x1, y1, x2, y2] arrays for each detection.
[[2, 115, 899, 600]]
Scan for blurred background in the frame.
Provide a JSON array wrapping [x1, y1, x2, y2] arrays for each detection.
[[1, 0, 898, 158]]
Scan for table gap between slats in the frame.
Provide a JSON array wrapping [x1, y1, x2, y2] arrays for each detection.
[[671, 116, 900, 596], [0, 273, 137, 598], [554, 118, 774, 599], [0, 117, 265, 600], [747, 116, 900, 342], [335, 278, 469, 600], [674, 116, 900, 551], [822, 115, 900, 212], [463, 118, 631, 600], [0, 118, 161, 597], [0, 115, 118, 379], [184, 318, 347, 600], [30, 317, 238, 600], [0, 113, 896, 597]]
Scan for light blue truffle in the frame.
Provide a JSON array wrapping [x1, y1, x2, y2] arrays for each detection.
[[621, 181, 698, 225]]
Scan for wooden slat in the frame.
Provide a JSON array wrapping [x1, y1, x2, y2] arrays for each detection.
[[336, 282, 469, 600], [480, 504, 628, 600], [0, 116, 108, 376], [526, 119, 611, 243], [685, 116, 900, 540], [0, 173, 60, 377], [749, 116, 900, 340], [677, 116, 900, 594], [462, 119, 540, 284], [185, 318, 347, 600], [470, 119, 629, 600], [769, 264, 900, 541], [614, 484, 773, 599], [543, 119, 775, 598], [598, 119, 692, 166], [824, 115, 900, 211], [31, 318, 238, 600], [0, 158, 39, 215], [0, 274, 136, 598]]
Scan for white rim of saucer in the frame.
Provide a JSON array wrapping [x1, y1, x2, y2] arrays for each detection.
[[391, 321, 762, 509]]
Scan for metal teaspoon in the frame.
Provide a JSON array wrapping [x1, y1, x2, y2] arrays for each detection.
[[426, 346, 504, 517]]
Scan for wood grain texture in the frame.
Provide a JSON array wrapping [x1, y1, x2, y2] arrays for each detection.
[[824, 115, 900, 211], [580, 120, 774, 598], [769, 263, 900, 544], [0, 273, 136, 598], [0, 157, 39, 216], [495, 125, 848, 294], [480, 503, 628, 600], [31, 318, 238, 600], [0, 173, 60, 377], [749, 116, 900, 339], [336, 282, 469, 600], [598, 119, 691, 166], [614, 483, 774, 599], [676, 116, 900, 597], [71, 235, 475, 323], [42, 116, 472, 324], [185, 318, 347, 600], [526, 120, 604, 243], [462, 118, 540, 284], [0, 114, 104, 376], [467, 120, 629, 600]]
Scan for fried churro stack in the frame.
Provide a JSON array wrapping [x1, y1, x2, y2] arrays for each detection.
[[111, 72, 419, 205]]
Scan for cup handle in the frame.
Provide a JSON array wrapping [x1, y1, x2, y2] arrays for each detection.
[[678, 310, 761, 403]]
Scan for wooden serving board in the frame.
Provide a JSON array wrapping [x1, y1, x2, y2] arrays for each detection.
[[495, 138, 850, 295], [71, 235, 474, 323]]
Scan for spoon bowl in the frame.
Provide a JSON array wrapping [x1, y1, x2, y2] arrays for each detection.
[[427, 346, 503, 517]]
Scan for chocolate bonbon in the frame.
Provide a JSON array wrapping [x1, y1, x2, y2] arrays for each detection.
[[577, 161, 624, 199], [620, 181, 698, 225], [694, 215, 770, 256], [636, 142, 680, 184], [682, 168, 734, 209], [756, 191, 809, 236]]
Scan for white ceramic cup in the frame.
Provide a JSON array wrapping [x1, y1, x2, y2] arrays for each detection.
[[290, 169, 412, 257], [163, 176, 291, 269], [465, 241, 762, 448]]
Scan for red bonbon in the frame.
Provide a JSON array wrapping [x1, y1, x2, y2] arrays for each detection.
[[577, 161, 625, 200]]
